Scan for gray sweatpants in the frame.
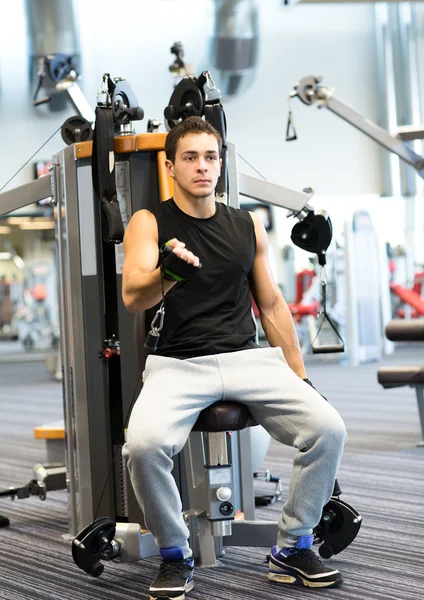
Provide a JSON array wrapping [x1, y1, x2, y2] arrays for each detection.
[[122, 347, 347, 558]]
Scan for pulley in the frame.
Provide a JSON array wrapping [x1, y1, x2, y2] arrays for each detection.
[[290, 209, 332, 267], [72, 517, 118, 578], [313, 497, 362, 558], [33, 53, 79, 107], [61, 116, 93, 145], [110, 78, 144, 128], [164, 77, 205, 127]]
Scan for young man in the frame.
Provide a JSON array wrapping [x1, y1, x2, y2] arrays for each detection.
[[122, 116, 347, 600]]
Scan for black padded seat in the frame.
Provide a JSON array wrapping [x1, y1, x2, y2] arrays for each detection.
[[377, 366, 424, 389], [192, 401, 258, 432], [385, 319, 424, 342]]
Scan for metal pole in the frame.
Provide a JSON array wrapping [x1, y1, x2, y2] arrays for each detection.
[[374, 3, 401, 197], [398, 3, 424, 263], [227, 141, 240, 208], [53, 157, 79, 538]]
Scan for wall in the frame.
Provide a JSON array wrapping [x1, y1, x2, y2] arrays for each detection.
[[0, 0, 418, 266], [0, 0, 380, 194]]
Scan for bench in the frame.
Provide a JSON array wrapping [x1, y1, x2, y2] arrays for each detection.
[[34, 420, 65, 463], [377, 320, 424, 446]]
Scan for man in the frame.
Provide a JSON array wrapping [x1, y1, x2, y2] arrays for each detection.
[[122, 116, 347, 600]]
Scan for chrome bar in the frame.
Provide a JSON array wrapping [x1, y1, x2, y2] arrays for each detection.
[[0, 175, 52, 216]]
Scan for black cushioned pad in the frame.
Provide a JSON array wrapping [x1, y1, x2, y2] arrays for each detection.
[[378, 365, 424, 388], [192, 401, 258, 432], [385, 319, 424, 342]]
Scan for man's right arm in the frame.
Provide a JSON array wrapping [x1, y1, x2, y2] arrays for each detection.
[[122, 210, 177, 313]]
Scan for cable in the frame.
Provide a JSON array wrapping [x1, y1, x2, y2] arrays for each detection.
[[93, 370, 143, 522], [0, 125, 62, 193], [237, 153, 267, 182], [93, 269, 167, 521]]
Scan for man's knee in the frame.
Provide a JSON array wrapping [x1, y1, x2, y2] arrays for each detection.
[[309, 409, 347, 450]]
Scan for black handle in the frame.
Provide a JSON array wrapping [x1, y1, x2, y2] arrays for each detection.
[[312, 344, 345, 355]]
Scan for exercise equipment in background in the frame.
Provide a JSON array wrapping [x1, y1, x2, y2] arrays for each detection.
[[378, 319, 424, 446]]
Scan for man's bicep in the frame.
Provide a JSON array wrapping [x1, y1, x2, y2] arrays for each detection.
[[122, 210, 159, 282]]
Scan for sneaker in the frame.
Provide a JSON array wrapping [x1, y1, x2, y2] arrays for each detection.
[[149, 546, 194, 600], [268, 541, 343, 588]]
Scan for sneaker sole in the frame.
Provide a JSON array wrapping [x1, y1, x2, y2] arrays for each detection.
[[149, 580, 194, 600], [269, 572, 343, 588]]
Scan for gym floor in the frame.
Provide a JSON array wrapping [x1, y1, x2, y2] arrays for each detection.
[[0, 346, 423, 600]]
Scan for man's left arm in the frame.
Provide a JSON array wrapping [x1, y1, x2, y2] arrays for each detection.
[[248, 211, 307, 380]]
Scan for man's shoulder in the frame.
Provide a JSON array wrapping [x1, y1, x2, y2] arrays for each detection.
[[219, 202, 254, 225]]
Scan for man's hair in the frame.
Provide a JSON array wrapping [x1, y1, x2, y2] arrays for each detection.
[[165, 116, 222, 163]]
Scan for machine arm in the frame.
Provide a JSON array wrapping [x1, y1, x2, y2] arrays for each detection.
[[34, 53, 95, 124], [290, 75, 424, 178], [238, 173, 313, 213], [236, 170, 332, 266]]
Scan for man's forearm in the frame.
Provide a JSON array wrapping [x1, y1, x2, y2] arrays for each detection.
[[259, 298, 307, 379], [123, 268, 177, 312]]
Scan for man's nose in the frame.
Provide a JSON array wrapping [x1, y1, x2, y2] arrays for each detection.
[[197, 157, 208, 171]]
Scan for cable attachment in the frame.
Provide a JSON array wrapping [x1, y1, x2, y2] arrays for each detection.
[[311, 272, 345, 355], [169, 41, 194, 84], [97, 73, 112, 106], [33, 57, 49, 105], [286, 95, 297, 141], [144, 301, 165, 353], [203, 70, 221, 103]]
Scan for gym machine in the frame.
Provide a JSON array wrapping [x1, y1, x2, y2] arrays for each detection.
[[33, 52, 95, 145], [287, 74, 424, 264], [287, 74, 424, 179], [0, 71, 361, 566], [287, 76, 422, 363], [378, 319, 424, 447]]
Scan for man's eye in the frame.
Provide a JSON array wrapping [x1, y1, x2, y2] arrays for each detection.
[[208, 156, 217, 160]]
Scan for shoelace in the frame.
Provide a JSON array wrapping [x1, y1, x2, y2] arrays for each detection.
[[265, 549, 323, 565], [294, 549, 324, 565], [159, 559, 193, 579], [159, 560, 187, 579]]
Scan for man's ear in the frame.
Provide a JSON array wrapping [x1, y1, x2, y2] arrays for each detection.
[[165, 159, 175, 178]]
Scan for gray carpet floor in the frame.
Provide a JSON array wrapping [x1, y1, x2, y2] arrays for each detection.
[[0, 346, 424, 600]]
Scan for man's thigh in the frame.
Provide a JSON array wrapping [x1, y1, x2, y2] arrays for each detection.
[[217, 347, 344, 448], [126, 353, 223, 451]]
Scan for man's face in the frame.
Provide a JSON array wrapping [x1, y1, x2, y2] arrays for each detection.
[[166, 132, 221, 198]]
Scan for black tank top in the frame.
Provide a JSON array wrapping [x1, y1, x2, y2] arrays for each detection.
[[145, 198, 259, 359]]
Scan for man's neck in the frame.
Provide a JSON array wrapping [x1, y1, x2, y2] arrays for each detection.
[[172, 188, 216, 219]]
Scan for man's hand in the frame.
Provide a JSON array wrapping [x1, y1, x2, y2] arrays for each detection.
[[161, 239, 202, 283], [165, 238, 200, 267]]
